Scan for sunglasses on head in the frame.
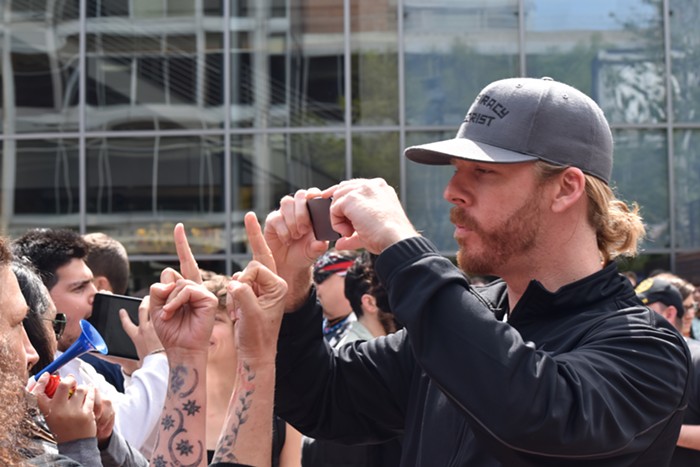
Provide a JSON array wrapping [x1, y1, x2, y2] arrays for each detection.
[[43, 313, 67, 340]]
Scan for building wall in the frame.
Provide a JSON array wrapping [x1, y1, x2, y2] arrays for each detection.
[[1, 0, 698, 289]]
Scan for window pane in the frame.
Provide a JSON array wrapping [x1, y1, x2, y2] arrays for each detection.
[[612, 129, 669, 249], [0, 2, 81, 133], [404, 1, 520, 126], [670, 0, 700, 123], [85, 6, 225, 131], [526, 0, 665, 125], [351, 1, 398, 125], [3, 138, 80, 235], [618, 253, 671, 282], [231, 132, 346, 252], [677, 252, 700, 287], [404, 131, 455, 252], [352, 132, 400, 189], [229, 2, 346, 128], [86, 135, 226, 255], [674, 129, 700, 249]]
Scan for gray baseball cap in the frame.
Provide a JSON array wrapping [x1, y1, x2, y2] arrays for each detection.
[[404, 77, 613, 184]]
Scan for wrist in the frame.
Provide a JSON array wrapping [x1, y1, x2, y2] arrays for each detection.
[[97, 433, 112, 450], [236, 355, 277, 367], [147, 347, 166, 357], [283, 269, 313, 312], [165, 347, 208, 364]]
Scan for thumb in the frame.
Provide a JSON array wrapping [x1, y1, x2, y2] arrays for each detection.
[[334, 233, 365, 252], [227, 281, 259, 320], [308, 239, 331, 260]]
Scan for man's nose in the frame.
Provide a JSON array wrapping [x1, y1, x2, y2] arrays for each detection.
[[23, 327, 39, 370]]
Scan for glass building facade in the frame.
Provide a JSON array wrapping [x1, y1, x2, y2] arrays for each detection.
[[1, 0, 699, 290]]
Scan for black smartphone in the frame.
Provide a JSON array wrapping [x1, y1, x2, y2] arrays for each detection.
[[88, 293, 142, 360], [307, 197, 341, 241]]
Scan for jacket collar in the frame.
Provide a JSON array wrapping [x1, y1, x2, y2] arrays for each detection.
[[475, 262, 636, 325]]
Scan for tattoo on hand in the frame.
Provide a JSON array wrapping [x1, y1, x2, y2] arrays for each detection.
[[212, 360, 257, 463]]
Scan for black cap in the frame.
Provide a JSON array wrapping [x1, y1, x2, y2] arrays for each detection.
[[635, 277, 685, 318]]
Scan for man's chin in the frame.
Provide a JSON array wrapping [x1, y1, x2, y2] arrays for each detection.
[[456, 250, 493, 276], [57, 337, 75, 353]]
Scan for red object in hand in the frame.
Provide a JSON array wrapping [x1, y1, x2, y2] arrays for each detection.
[[43, 374, 75, 398], [44, 374, 61, 398]]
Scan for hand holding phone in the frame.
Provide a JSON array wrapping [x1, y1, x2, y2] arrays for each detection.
[[307, 197, 341, 241]]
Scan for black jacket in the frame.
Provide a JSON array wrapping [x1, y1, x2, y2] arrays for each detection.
[[671, 338, 700, 466], [275, 237, 690, 466]]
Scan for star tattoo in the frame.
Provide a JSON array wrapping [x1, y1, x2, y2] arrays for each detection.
[[183, 399, 201, 416], [161, 414, 175, 431], [176, 439, 194, 456]]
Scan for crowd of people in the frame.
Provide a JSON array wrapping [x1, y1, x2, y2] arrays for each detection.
[[0, 76, 698, 467]]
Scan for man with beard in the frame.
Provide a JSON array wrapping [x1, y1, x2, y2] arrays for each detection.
[[259, 77, 690, 466]]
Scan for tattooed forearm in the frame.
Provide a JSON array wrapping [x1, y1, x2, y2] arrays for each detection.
[[152, 363, 205, 467], [169, 364, 200, 398], [212, 360, 257, 463]]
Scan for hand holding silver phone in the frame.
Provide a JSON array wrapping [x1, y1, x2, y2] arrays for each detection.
[[306, 197, 341, 241]]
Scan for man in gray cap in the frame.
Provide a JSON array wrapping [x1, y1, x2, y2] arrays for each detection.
[[259, 77, 690, 466], [636, 277, 700, 466]]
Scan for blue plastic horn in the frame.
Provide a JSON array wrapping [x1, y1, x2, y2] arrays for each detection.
[[33, 319, 108, 381]]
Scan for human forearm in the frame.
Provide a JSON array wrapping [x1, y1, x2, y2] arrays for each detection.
[[99, 430, 148, 467], [275, 299, 409, 443], [280, 265, 313, 312], [150, 350, 208, 467], [678, 424, 700, 450], [58, 437, 102, 467], [212, 359, 276, 466]]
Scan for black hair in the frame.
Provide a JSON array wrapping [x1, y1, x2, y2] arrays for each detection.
[[84, 232, 130, 295], [12, 260, 54, 376], [344, 251, 390, 317], [11, 228, 89, 290]]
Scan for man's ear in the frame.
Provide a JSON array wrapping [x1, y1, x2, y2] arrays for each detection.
[[550, 167, 586, 213], [93, 276, 113, 293], [664, 306, 679, 323], [360, 294, 378, 315]]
